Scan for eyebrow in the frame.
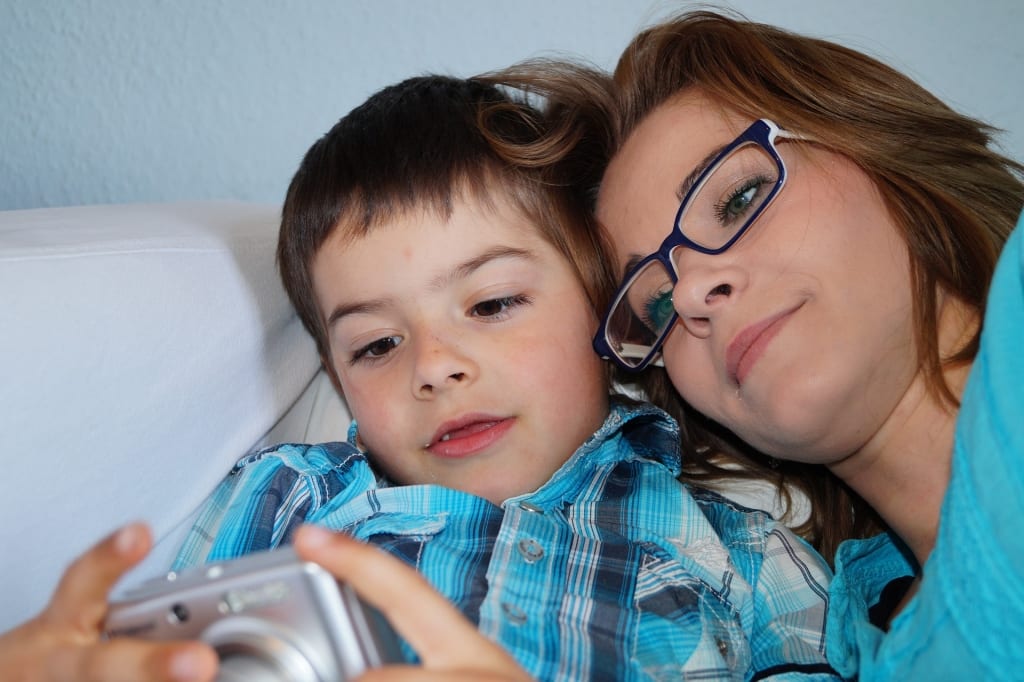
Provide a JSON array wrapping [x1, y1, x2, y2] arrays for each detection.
[[675, 143, 728, 202], [621, 253, 644, 280], [429, 245, 538, 290], [617, 142, 727, 280], [324, 245, 539, 329]]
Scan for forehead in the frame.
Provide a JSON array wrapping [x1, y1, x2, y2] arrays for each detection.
[[310, 191, 551, 299], [598, 92, 752, 231]]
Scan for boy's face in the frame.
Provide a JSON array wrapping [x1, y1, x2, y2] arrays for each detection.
[[311, 191, 609, 505]]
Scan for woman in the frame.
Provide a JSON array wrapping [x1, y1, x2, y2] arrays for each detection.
[[351, 9, 1024, 679], [503, 9, 1024, 679]]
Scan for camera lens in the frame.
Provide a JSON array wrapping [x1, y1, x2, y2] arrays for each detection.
[[168, 603, 190, 624], [215, 640, 320, 682], [217, 654, 287, 682]]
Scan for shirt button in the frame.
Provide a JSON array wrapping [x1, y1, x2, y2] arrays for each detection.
[[517, 538, 545, 563], [501, 602, 528, 625], [716, 637, 730, 657], [518, 501, 544, 514]]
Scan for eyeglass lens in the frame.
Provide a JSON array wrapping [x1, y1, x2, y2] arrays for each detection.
[[606, 141, 781, 367]]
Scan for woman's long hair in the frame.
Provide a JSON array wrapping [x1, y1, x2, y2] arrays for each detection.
[[483, 9, 1024, 562]]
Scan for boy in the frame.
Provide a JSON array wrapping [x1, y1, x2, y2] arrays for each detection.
[[172, 76, 837, 680]]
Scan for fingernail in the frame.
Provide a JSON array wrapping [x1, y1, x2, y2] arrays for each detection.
[[113, 523, 143, 555], [299, 524, 332, 548], [169, 649, 202, 681]]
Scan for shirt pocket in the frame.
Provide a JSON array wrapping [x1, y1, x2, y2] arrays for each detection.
[[632, 544, 750, 681]]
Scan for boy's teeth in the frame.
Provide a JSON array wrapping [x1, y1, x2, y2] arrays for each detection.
[[441, 433, 452, 442]]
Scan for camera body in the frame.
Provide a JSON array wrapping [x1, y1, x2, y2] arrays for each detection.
[[105, 547, 404, 682]]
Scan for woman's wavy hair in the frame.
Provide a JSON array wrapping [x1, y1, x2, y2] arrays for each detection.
[[483, 9, 1024, 561]]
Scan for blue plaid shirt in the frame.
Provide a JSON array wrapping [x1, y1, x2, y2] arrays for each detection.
[[174, 401, 837, 680]]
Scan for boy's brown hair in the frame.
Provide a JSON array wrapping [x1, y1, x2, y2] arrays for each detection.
[[277, 75, 617, 387]]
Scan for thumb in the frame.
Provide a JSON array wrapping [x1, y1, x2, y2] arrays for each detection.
[[44, 522, 153, 632], [294, 526, 527, 678]]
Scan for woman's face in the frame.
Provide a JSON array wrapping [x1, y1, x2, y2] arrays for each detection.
[[597, 91, 918, 464]]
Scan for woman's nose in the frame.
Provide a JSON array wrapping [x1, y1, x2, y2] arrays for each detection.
[[670, 254, 745, 336]]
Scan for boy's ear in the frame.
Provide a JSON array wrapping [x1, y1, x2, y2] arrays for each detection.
[[320, 352, 345, 397]]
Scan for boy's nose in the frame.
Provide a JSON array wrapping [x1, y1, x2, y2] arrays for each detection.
[[417, 371, 467, 397], [412, 336, 474, 398]]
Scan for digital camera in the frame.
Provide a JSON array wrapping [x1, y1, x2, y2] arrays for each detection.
[[105, 547, 404, 682]]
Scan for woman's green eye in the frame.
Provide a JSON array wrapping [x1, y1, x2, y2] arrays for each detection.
[[725, 185, 756, 217], [643, 290, 675, 333], [715, 174, 773, 227]]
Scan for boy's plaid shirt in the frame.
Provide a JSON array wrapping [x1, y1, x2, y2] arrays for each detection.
[[174, 401, 837, 680]]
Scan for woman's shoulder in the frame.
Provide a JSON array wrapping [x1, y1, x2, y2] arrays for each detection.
[[826, 532, 916, 678]]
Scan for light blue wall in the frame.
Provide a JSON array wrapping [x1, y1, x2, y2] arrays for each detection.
[[2, 0, 1021, 210]]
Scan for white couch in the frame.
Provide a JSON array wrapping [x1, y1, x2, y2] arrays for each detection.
[[0, 202, 351, 631], [0, 201, 793, 633]]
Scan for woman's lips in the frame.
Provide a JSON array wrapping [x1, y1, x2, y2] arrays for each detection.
[[426, 415, 514, 458], [725, 303, 803, 386]]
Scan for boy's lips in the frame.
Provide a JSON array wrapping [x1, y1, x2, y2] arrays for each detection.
[[425, 414, 515, 459], [725, 303, 803, 386]]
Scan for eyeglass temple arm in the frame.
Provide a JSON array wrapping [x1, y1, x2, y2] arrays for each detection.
[[611, 343, 666, 368]]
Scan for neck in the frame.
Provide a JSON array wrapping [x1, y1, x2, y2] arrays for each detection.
[[830, 372, 960, 566], [829, 298, 975, 567]]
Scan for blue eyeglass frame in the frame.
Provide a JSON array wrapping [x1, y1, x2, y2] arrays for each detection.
[[593, 118, 800, 372]]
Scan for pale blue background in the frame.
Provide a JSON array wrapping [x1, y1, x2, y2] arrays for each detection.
[[2, 0, 1021, 211]]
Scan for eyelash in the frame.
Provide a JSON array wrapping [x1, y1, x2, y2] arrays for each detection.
[[347, 294, 532, 366], [713, 175, 772, 225], [471, 293, 532, 320], [349, 335, 401, 366]]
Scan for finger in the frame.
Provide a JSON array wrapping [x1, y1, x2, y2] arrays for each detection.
[[294, 526, 526, 678], [359, 667, 526, 682], [45, 522, 153, 631], [50, 638, 218, 682]]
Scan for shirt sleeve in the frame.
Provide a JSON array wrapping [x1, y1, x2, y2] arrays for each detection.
[[171, 441, 368, 570], [748, 525, 840, 680], [872, 221, 1024, 678]]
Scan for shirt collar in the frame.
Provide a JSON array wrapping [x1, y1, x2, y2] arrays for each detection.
[[347, 397, 682, 507], [503, 398, 681, 510]]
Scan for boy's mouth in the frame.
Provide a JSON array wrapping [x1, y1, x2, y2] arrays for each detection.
[[425, 415, 514, 458]]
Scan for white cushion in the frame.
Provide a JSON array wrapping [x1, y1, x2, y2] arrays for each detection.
[[0, 202, 351, 629], [0, 200, 791, 631]]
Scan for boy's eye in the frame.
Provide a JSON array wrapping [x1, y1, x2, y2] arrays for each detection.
[[351, 335, 401, 363], [471, 294, 530, 319]]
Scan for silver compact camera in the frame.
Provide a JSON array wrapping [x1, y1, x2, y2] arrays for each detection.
[[105, 547, 404, 682]]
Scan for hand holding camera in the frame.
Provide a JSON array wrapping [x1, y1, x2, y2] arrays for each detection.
[[105, 546, 404, 682], [0, 523, 526, 682]]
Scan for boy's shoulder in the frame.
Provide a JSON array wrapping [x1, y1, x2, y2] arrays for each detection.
[[223, 440, 384, 498], [174, 441, 380, 568], [233, 440, 367, 476], [605, 396, 682, 469], [687, 486, 781, 550]]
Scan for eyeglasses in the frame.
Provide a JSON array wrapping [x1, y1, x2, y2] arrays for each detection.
[[593, 119, 807, 371]]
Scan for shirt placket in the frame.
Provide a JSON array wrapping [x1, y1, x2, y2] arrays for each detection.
[[478, 500, 573, 678]]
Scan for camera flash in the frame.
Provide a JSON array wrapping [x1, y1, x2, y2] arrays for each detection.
[[221, 580, 291, 614]]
